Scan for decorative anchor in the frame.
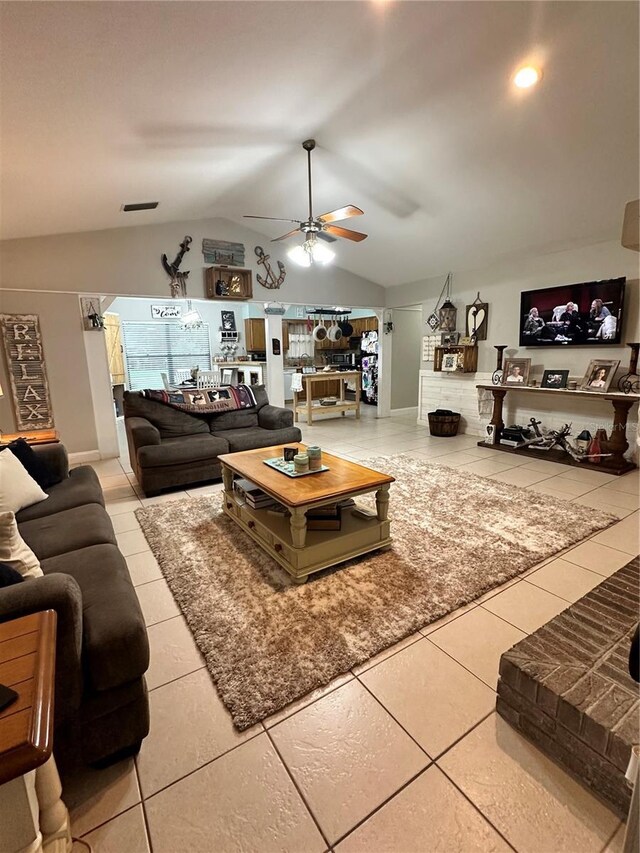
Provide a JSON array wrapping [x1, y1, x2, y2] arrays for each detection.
[[162, 235, 192, 298], [255, 246, 286, 289]]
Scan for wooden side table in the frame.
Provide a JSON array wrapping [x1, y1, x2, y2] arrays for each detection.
[[0, 429, 60, 448], [0, 611, 71, 852]]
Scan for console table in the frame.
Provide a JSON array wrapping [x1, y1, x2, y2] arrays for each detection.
[[476, 384, 639, 475], [0, 611, 71, 852], [0, 430, 60, 447]]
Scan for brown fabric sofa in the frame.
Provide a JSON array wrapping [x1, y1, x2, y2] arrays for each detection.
[[124, 384, 302, 496], [0, 444, 150, 767]]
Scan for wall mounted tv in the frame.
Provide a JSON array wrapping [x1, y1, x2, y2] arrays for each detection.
[[519, 277, 626, 347]]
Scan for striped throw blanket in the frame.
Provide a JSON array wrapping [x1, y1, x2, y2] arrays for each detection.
[[142, 384, 256, 414]]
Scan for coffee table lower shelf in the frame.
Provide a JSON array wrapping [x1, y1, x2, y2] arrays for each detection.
[[222, 491, 391, 583]]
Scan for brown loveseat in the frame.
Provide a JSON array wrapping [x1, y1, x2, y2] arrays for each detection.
[[1, 444, 150, 767], [124, 384, 301, 496]]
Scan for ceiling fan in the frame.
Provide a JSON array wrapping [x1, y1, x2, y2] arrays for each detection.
[[244, 139, 367, 266]]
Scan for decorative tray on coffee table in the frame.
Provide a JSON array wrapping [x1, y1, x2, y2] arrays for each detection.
[[263, 457, 330, 478]]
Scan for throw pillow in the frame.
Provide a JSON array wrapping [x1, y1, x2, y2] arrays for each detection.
[[0, 449, 48, 514], [0, 512, 43, 578], [0, 561, 25, 587], [1, 438, 57, 489]]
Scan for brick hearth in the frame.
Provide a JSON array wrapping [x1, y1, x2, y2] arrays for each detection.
[[497, 556, 639, 818]]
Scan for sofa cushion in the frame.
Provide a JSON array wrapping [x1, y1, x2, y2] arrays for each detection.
[[138, 433, 230, 468], [19, 504, 116, 561], [212, 426, 303, 453], [40, 544, 149, 692], [3, 438, 59, 489], [208, 409, 260, 431], [124, 391, 209, 437], [16, 466, 104, 523]]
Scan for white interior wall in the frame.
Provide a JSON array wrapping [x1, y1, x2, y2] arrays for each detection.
[[390, 307, 422, 410]]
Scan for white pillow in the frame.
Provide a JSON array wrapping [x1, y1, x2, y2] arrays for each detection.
[[0, 511, 43, 578], [0, 449, 48, 513]]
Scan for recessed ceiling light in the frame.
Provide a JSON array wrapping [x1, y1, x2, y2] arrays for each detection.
[[513, 65, 542, 89], [121, 201, 159, 212]]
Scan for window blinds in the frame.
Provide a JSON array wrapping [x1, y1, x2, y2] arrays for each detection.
[[121, 322, 212, 390]]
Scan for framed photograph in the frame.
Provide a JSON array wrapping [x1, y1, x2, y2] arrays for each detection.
[[541, 369, 569, 389], [220, 310, 236, 331], [580, 359, 620, 392], [501, 358, 531, 386], [441, 331, 460, 346], [441, 352, 459, 372]]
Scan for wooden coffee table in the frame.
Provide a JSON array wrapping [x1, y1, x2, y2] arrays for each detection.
[[218, 444, 394, 583]]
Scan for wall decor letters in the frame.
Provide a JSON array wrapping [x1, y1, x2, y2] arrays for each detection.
[[202, 239, 245, 267], [0, 314, 55, 430]]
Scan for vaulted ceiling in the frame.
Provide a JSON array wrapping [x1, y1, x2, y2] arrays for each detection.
[[0, 1, 637, 286]]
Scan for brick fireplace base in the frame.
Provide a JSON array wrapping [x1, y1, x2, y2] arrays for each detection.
[[497, 556, 639, 819]]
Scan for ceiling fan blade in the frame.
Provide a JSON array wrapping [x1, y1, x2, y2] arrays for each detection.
[[271, 228, 302, 242], [317, 205, 364, 224], [316, 231, 337, 243], [244, 215, 301, 223], [323, 224, 368, 242]]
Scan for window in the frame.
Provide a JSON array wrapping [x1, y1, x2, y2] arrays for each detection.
[[121, 322, 211, 390]]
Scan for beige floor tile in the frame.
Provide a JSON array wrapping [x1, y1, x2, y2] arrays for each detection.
[[526, 481, 575, 501], [110, 511, 141, 534], [74, 805, 150, 853], [428, 607, 526, 688], [105, 496, 143, 516], [518, 459, 569, 475], [474, 576, 521, 604], [270, 679, 428, 843], [571, 493, 633, 519], [420, 600, 477, 635], [489, 468, 554, 487], [537, 476, 597, 497], [599, 473, 640, 496], [431, 451, 487, 468], [263, 672, 354, 728], [481, 581, 569, 634], [336, 765, 511, 853], [126, 550, 163, 586], [90, 458, 127, 478], [146, 615, 205, 690], [136, 578, 180, 626], [603, 822, 627, 852], [103, 483, 138, 501], [98, 473, 132, 489], [561, 541, 634, 577], [137, 668, 261, 797], [115, 529, 150, 557], [592, 511, 640, 555], [139, 490, 190, 506], [145, 733, 325, 853], [63, 758, 140, 838], [526, 557, 605, 602], [360, 639, 495, 757], [414, 444, 469, 460], [351, 632, 422, 676], [576, 486, 640, 511], [555, 467, 618, 486], [439, 715, 619, 853], [457, 457, 523, 476]]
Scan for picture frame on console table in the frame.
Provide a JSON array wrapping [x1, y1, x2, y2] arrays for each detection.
[[580, 359, 620, 393], [501, 358, 531, 386], [541, 369, 569, 389]]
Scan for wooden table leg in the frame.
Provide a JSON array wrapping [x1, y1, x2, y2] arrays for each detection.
[[608, 397, 635, 469], [376, 484, 390, 521], [222, 463, 233, 494], [355, 375, 361, 419], [306, 377, 313, 425], [293, 389, 299, 423], [490, 388, 507, 437], [290, 507, 307, 548], [35, 756, 71, 851]]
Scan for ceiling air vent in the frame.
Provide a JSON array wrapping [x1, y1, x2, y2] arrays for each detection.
[[121, 201, 159, 212]]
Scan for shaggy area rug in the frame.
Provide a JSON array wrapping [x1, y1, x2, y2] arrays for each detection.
[[136, 456, 617, 729]]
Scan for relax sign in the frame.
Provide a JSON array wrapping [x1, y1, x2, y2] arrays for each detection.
[[0, 314, 55, 430]]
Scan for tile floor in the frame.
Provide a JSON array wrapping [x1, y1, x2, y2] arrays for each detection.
[[67, 408, 639, 852]]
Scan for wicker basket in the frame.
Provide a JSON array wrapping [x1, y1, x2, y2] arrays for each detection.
[[428, 409, 460, 437]]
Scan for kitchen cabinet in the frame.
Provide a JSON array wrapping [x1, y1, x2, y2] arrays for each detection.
[[245, 318, 288, 353], [244, 318, 266, 352]]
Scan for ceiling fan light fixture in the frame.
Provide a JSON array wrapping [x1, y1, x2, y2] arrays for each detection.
[[287, 244, 312, 267], [288, 238, 335, 267]]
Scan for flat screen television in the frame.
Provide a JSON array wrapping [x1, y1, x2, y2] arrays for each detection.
[[519, 277, 626, 347]]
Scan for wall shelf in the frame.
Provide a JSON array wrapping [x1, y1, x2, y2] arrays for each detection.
[[434, 345, 478, 374]]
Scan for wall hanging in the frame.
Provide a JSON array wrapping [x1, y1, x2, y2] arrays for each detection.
[[80, 297, 105, 330], [0, 314, 55, 430], [466, 292, 489, 341], [205, 266, 253, 300], [255, 246, 286, 289], [151, 304, 182, 319], [426, 272, 456, 332], [161, 235, 192, 298], [202, 239, 245, 267]]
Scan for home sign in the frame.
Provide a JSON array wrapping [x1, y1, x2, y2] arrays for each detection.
[[151, 304, 183, 319], [0, 313, 55, 430]]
